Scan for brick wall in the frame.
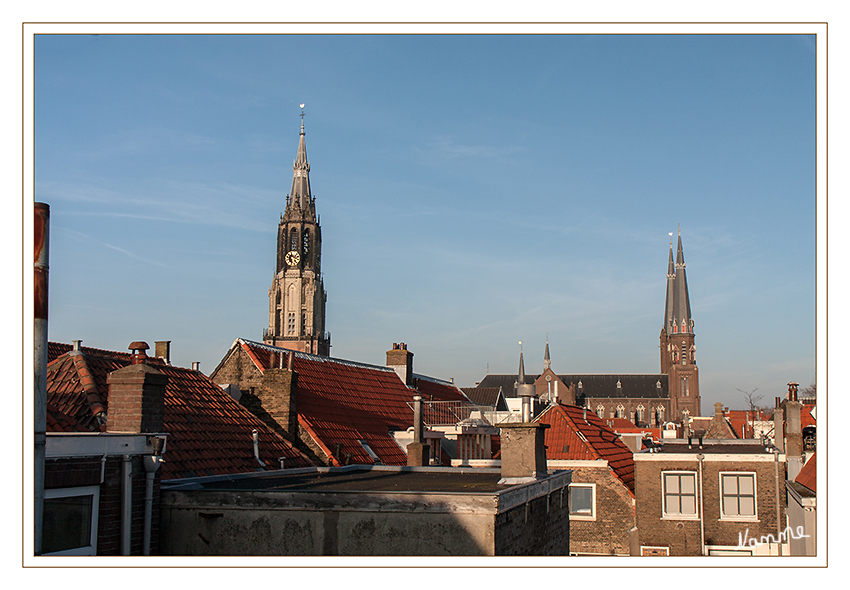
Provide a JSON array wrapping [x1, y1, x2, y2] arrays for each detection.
[[568, 465, 635, 555], [635, 456, 787, 555], [44, 455, 160, 555], [494, 489, 570, 555]]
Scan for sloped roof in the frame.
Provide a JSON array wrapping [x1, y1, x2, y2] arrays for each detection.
[[46, 403, 88, 433], [795, 453, 816, 493], [46, 342, 313, 479], [535, 403, 636, 495], [801, 406, 816, 429], [476, 373, 669, 399], [461, 387, 508, 411], [230, 339, 471, 467]]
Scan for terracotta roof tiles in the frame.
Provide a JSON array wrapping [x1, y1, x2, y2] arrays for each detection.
[[795, 453, 816, 493], [536, 403, 636, 495], [46, 342, 313, 479], [233, 339, 469, 466]]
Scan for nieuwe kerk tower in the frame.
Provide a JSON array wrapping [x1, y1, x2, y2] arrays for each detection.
[[263, 110, 330, 355]]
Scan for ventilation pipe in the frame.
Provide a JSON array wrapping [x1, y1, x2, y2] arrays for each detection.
[[34, 202, 49, 555], [252, 429, 264, 467]]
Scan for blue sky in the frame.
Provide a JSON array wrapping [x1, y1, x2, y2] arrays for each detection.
[[32, 32, 817, 410]]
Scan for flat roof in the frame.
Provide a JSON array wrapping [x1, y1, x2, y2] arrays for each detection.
[[163, 465, 515, 494]]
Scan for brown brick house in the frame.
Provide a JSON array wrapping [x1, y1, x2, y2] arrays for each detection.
[[535, 403, 636, 556], [210, 338, 472, 467], [634, 440, 788, 556]]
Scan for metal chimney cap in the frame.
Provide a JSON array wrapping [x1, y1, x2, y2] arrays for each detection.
[[128, 341, 150, 351]]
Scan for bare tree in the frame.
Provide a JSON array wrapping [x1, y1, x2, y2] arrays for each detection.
[[801, 382, 816, 402], [737, 388, 763, 438]]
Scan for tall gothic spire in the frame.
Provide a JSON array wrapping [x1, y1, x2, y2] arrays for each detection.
[[287, 108, 313, 215], [664, 229, 694, 334], [543, 337, 551, 371]]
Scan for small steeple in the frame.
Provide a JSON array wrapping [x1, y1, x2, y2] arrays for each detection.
[[543, 337, 551, 371], [517, 342, 526, 385]]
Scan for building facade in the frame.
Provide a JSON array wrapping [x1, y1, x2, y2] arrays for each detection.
[[264, 113, 330, 356], [634, 441, 788, 556]]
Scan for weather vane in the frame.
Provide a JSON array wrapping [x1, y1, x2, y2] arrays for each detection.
[[300, 103, 306, 122]]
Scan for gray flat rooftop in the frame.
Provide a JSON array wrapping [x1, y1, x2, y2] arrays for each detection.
[[163, 466, 516, 494]]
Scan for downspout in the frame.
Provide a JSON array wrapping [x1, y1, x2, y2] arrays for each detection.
[[697, 453, 705, 556], [34, 202, 50, 555], [121, 456, 133, 555], [775, 449, 782, 556], [142, 437, 164, 556]]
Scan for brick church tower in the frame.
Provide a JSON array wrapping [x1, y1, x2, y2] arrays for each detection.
[[660, 229, 700, 419], [263, 110, 330, 356]]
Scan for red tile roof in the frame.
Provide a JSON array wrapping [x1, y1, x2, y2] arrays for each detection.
[[795, 453, 816, 493], [232, 339, 470, 467], [801, 406, 816, 428], [46, 342, 313, 479], [46, 403, 88, 433], [536, 403, 636, 495]]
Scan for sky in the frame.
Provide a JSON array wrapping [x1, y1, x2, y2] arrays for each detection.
[[31, 30, 818, 411]]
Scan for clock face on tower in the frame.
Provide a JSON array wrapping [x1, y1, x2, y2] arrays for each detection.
[[285, 250, 301, 267]]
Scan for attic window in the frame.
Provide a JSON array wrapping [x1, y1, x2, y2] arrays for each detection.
[[357, 440, 382, 464]]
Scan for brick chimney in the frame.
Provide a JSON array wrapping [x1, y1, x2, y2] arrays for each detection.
[[785, 382, 804, 479], [154, 341, 171, 365], [387, 342, 414, 386], [259, 351, 299, 443], [498, 422, 549, 484], [106, 342, 167, 433]]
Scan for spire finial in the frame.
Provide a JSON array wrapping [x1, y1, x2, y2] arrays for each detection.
[[300, 103, 305, 133]]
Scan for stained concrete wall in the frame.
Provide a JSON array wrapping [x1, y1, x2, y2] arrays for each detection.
[[160, 469, 571, 556], [162, 489, 497, 555]]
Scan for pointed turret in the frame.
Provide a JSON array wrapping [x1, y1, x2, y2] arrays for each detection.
[[663, 239, 675, 334], [518, 347, 527, 385], [543, 338, 551, 371]]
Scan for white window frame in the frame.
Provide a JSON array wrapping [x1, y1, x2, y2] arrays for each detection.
[[568, 482, 596, 521], [42, 485, 100, 556], [661, 471, 699, 520], [719, 471, 758, 521]]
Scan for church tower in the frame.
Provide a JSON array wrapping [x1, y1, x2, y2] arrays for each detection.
[[263, 111, 330, 356], [660, 229, 700, 418]]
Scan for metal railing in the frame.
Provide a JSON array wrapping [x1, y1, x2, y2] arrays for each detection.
[[407, 400, 518, 427]]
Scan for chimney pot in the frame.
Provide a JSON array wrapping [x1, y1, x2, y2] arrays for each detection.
[[192, 362, 200, 371], [72, 340, 82, 352], [129, 341, 150, 365]]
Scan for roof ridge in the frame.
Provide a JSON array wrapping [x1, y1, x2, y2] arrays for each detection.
[[70, 351, 107, 417], [237, 338, 396, 374]]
